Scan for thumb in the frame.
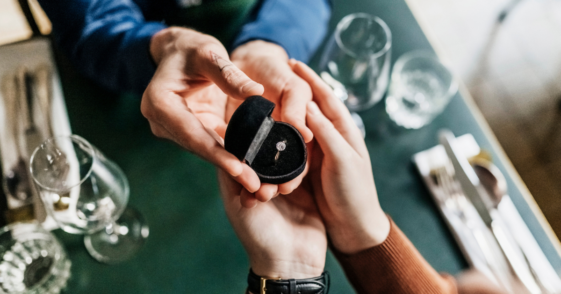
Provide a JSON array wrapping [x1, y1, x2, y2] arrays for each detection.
[[204, 51, 264, 99]]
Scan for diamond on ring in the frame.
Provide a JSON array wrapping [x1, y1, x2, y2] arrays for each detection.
[[276, 141, 286, 151]]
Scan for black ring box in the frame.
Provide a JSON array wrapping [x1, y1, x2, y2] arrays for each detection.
[[225, 96, 307, 184]]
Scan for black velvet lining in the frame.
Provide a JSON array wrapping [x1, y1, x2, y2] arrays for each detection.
[[251, 122, 306, 183]]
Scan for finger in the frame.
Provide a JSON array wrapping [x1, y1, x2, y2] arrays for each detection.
[[254, 184, 278, 202], [149, 117, 237, 172], [216, 168, 242, 204], [290, 60, 367, 153], [142, 93, 250, 185], [290, 59, 353, 125], [280, 76, 314, 143], [278, 168, 304, 195], [233, 163, 261, 193], [240, 188, 258, 208], [214, 124, 227, 139], [203, 51, 264, 100], [308, 141, 323, 173], [277, 150, 311, 195], [306, 101, 352, 159]]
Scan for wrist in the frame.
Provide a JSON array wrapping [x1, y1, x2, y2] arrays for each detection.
[[250, 259, 323, 279], [329, 208, 391, 255], [247, 269, 329, 294]]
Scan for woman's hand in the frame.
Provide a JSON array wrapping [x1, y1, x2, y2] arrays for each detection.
[[290, 60, 391, 255], [142, 27, 264, 193], [218, 169, 326, 279]]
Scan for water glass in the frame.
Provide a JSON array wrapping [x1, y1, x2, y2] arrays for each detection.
[[320, 13, 392, 111], [0, 222, 71, 294], [385, 51, 458, 129]]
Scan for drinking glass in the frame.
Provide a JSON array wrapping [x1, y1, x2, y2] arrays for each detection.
[[320, 13, 392, 112], [385, 51, 458, 129], [30, 135, 148, 264], [0, 222, 71, 294]]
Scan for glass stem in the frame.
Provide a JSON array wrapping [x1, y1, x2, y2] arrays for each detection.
[[104, 220, 121, 245]]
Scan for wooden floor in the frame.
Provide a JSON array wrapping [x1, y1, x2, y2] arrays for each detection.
[[408, 0, 561, 236], [2, 0, 561, 236]]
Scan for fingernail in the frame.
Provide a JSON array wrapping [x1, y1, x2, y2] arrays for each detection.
[[307, 101, 319, 114], [248, 185, 258, 193]]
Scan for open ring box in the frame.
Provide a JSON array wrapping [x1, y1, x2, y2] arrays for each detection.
[[225, 96, 307, 184]]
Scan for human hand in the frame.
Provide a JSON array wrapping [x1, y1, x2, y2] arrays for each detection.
[[229, 41, 313, 202], [290, 60, 391, 254], [217, 169, 326, 279], [142, 27, 264, 193]]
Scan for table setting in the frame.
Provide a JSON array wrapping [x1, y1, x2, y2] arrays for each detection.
[[316, 9, 561, 293], [0, 0, 560, 293]]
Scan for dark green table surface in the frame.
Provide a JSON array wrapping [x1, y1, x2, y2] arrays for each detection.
[[53, 0, 561, 293]]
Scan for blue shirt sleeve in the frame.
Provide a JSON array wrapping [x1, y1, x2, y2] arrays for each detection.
[[232, 0, 332, 63], [38, 0, 167, 94], [39, 0, 330, 94]]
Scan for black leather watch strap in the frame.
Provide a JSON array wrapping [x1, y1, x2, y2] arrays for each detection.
[[247, 269, 330, 294]]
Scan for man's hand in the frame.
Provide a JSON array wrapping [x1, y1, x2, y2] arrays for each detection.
[[229, 41, 314, 202], [142, 27, 264, 192], [218, 169, 326, 279]]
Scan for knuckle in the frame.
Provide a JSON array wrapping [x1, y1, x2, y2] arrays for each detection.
[[199, 41, 224, 58], [141, 88, 169, 121], [149, 123, 165, 138], [140, 94, 155, 119]]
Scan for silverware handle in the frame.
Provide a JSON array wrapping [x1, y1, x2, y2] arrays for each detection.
[[492, 221, 542, 294]]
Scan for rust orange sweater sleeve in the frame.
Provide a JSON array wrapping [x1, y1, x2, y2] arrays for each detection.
[[332, 218, 457, 294]]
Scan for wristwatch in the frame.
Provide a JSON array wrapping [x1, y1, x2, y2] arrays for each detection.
[[246, 269, 330, 294]]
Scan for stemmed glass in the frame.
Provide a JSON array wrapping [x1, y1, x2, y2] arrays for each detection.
[[319, 13, 392, 136], [29, 135, 148, 264]]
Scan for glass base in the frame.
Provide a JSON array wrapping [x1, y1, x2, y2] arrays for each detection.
[[84, 207, 149, 264]]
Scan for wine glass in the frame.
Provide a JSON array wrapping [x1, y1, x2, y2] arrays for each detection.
[[319, 13, 392, 136], [29, 135, 148, 264]]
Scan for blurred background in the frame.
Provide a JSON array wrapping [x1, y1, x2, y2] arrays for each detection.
[[406, 0, 561, 236], [1, 0, 560, 237]]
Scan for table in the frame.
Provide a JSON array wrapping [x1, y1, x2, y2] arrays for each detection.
[[52, 0, 561, 292]]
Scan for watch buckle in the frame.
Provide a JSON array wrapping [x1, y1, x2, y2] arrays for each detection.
[[260, 276, 281, 294]]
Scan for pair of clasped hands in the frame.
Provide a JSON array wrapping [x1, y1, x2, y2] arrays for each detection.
[[142, 27, 390, 280]]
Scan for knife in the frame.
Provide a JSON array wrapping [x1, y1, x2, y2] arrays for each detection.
[[439, 130, 542, 294]]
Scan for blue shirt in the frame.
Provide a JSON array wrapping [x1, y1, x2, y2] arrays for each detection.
[[38, 0, 331, 94]]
